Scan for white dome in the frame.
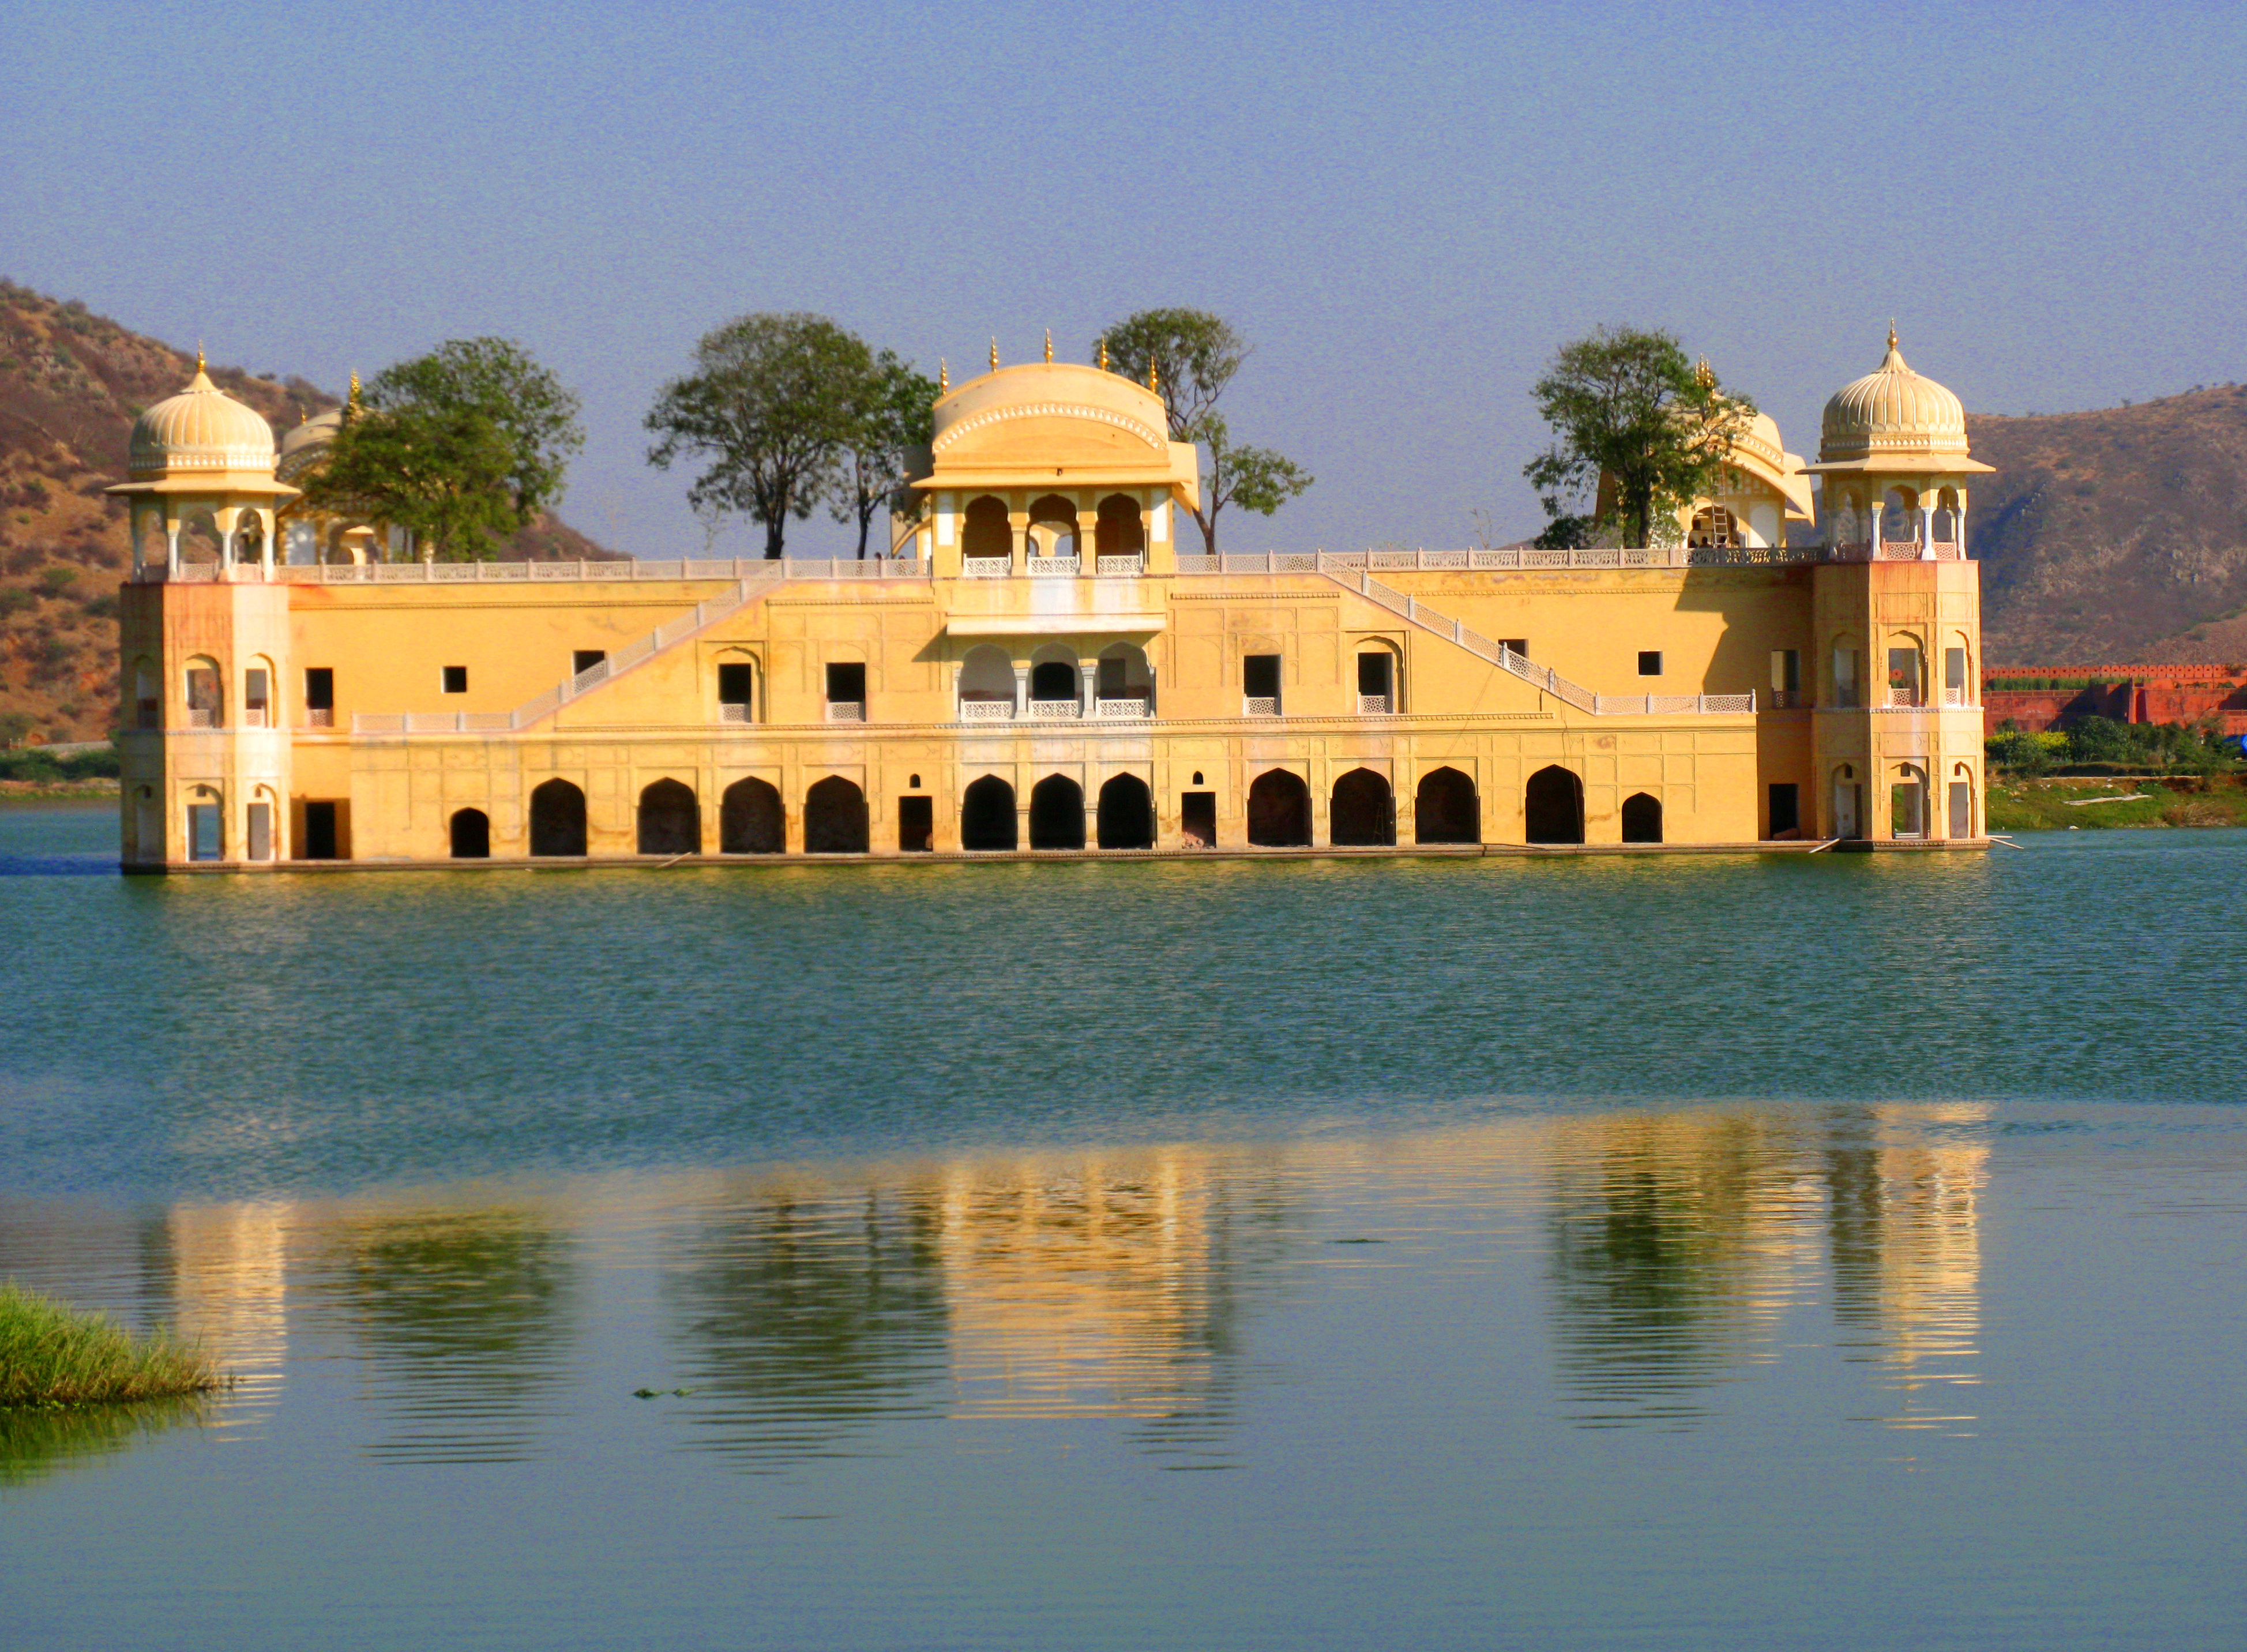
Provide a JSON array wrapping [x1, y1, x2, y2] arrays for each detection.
[[1818, 329, 1970, 464], [129, 359, 275, 477]]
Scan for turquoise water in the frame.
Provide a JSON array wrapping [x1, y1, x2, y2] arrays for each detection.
[[3, 806, 2244, 1649]]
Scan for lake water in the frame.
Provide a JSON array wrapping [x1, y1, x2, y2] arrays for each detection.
[[3, 805, 2244, 1650]]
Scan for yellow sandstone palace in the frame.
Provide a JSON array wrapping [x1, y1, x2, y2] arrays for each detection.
[[112, 330, 1991, 869]]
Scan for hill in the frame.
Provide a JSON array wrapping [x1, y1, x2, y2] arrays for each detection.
[[0, 279, 614, 744], [1966, 385, 2247, 663]]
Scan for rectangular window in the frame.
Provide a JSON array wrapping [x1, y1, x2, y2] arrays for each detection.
[[1892, 782, 1925, 838], [137, 693, 160, 731], [1832, 648, 1860, 708], [1637, 651, 1663, 677], [442, 666, 468, 694], [1768, 782, 1801, 838], [185, 667, 220, 728], [1945, 647, 1968, 705], [899, 795, 933, 853], [245, 669, 269, 724], [1500, 639, 1528, 659], [1771, 649, 1801, 692], [825, 663, 866, 703], [1357, 652, 1393, 696], [305, 667, 334, 711], [302, 801, 338, 861], [573, 649, 607, 678], [717, 663, 754, 706], [1888, 647, 1922, 705], [1181, 790, 1217, 847], [1098, 656, 1128, 698]]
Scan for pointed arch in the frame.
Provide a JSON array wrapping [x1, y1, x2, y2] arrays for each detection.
[[720, 777, 783, 854]]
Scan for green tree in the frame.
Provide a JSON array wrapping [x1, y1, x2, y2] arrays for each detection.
[[645, 313, 869, 560], [828, 350, 938, 558], [302, 339, 583, 561], [1097, 308, 1312, 553], [1523, 326, 1748, 550]]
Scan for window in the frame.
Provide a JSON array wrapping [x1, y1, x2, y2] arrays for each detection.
[[1770, 649, 1803, 707], [1243, 654, 1281, 714], [188, 802, 222, 862], [1637, 651, 1663, 677], [1945, 647, 1968, 705], [717, 663, 754, 707], [1500, 639, 1528, 659], [1181, 790, 1217, 847], [185, 664, 221, 729], [1832, 648, 1860, 709], [899, 795, 933, 853], [826, 662, 866, 723], [245, 669, 270, 726], [305, 668, 334, 710], [442, 666, 468, 694], [1357, 651, 1395, 711], [1769, 783, 1801, 838], [1888, 647, 1922, 707], [573, 649, 607, 677]]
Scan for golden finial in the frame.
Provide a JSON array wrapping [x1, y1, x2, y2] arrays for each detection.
[[348, 370, 362, 410], [989, 337, 999, 370], [1147, 358, 1159, 393], [938, 358, 948, 393], [1694, 356, 1714, 389], [1888, 319, 1899, 351], [1098, 337, 1110, 371], [1043, 328, 1053, 364], [195, 344, 205, 374]]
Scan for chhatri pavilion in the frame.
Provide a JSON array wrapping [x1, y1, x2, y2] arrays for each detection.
[[112, 329, 1991, 868]]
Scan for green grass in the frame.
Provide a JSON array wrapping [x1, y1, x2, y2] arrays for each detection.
[[0, 1283, 227, 1407], [1986, 778, 2247, 832]]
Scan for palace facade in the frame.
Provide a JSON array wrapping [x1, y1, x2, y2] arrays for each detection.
[[112, 331, 1992, 868]]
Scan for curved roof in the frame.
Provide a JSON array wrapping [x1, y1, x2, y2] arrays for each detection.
[[917, 363, 1200, 506], [128, 362, 276, 478], [1723, 407, 1814, 519], [277, 405, 343, 482], [1811, 329, 1991, 473]]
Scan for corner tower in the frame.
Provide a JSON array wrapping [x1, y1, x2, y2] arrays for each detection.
[[1804, 329, 1993, 843]]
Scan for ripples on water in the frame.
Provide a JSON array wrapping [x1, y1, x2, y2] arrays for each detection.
[[3, 808, 2245, 1649]]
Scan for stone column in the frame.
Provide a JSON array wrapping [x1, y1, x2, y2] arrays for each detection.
[[1013, 665, 1029, 718], [1080, 661, 1098, 718]]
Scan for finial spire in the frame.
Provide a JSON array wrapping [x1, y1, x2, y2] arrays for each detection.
[[1098, 336, 1110, 371], [989, 337, 999, 371], [938, 358, 948, 393], [195, 344, 205, 374], [1148, 358, 1159, 394], [1694, 355, 1714, 389], [1043, 328, 1053, 363], [1888, 318, 1899, 351], [348, 371, 362, 414]]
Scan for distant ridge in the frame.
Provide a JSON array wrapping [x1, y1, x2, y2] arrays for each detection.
[[0, 278, 616, 743]]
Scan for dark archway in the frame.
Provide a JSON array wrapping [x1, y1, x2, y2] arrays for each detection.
[[1415, 766, 1480, 844], [1096, 773, 1153, 849], [637, 778, 701, 855], [1247, 768, 1311, 847], [449, 808, 490, 859], [962, 495, 1012, 561], [1029, 775, 1084, 850], [720, 777, 783, 854], [1525, 765, 1585, 845], [1095, 494, 1145, 558], [529, 779, 587, 857], [803, 776, 869, 853], [1330, 768, 1395, 846], [1029, 660, 1079, 701], [961, 775, 1018, 851], [1621, 791, 1663, 844]]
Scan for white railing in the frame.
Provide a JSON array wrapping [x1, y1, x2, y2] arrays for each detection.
[[306, 708, 334, 728], [1168, 545, 1889, 576], [1026, 556, 1080, 578], [1026, 699, 1081, 719], [1589, 693, 1757, 715], [719, 703, 751, 723], [1095, 697, 1149, 719], [187, 707, 219, 729], [1358, 693, 1393, 715], [1095, 555, 1145, 577], [963, 557, 1012, 579], [242, 708, 269, 727], [219, 557, 928, 587], [1943, 687, 1969, 707], [1243, 696, 1280, 717], [1888, 687, 1922, 708], [959, 699, 1014, 721], [825, 702, 865, 723]]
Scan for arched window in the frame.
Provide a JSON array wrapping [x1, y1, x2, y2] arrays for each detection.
[[450, 808, 491, 859], [961, 775, 1017, 851], [184, 656, 223, 729], [230, 512, 266, 566], [1095, 494, 1145, 561], [1096, 773, 1153, 849], [1948, 763, 1977, 839], [958, 644, 1016, 716], [1029, 644, 1080, 709], [720, 778, 784, 854], [1247, 769, 1310, 847], [1415, 767, 1479, 844], [1833, 764, 1864, 839], [530, 779, 587, 857], [1330, 768, 1394, 846], [637, 779, 700, 855], [1881, 486, 1919, 550], [1524, 765, 1584, 845], [1891, 764, 1928, 839], [1621, 792, 1663, 843], [1096, 643, 1151, 712], [1028, 494, 1079, 562], [1029, 774, 1084, 850], [1688, 506, 1738, 548], [186, 786, 223, 861], [176, 511, 221, 566], [962, 495, 1012, 563], [803, 776, 869, 854], [1355, 643, 1400, 713], [132, 656, 159, 730]]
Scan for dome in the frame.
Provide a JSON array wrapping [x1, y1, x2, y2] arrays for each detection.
[[916, 359, 1200, 505], [276, 405, 343, 482], [129, 358, 276, 477], [930, 361, 1173, 459], [1817, 328, 1970, 464]]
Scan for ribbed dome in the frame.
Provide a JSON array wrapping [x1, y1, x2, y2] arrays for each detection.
[[129, 362, 276, 476], [1818, 329, 1968, 463]]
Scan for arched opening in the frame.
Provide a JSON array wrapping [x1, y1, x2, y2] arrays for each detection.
[[720, 777, 783, 854], [1355, 643, 1400, 713], [1833, 764, 1863, 839], [184, 655, 223, 729], [637, 778, 701, 855], [1887, 641, 1925, 708], [186, 786, 223, 861], [1831, 489, 1865, 550], [1029, 775, 1085, 850], [1687, 506, 1739, 548], [804, 776, 869, 853], [131, 656, 159, 730], [1096, 773, 1153, 848], [1620, 792, 1663, 843], [243, 656, 275, 729], [230, 512, 266, 565], [1094, 494, 1145, 560], [1881, 486, 1920, 549], [136, 512, 167, 570], [962, 495, 1012, 562], [961, 775, 1017, 850], [716, 654, 757, 722], [1891, 764, 1927, 840], [1524, 765, 1584, 845], [1027, 493, 1079, 562], [1934, 486, 1962, 546], [1415, 767, 1479, 844], [1330, 768, 1395, 846], [529, 779, 587, 857], [1029, 644, 1080, 711], [450, 808, 491, 859], [1247, 768, 1311, 847], [1096, 642, 1152, 713], [1949, 763, 1976, 839], [176, 510, 221, 566], [957, 644, 1016, 717]]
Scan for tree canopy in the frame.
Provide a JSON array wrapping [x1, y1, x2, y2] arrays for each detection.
[[1097, 308, 1311, 553], [828, 350, 938, 558], [1522, 326, 1748, 550], [300, 338, 583, 561]]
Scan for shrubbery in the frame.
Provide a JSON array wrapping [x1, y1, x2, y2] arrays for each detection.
[[0, 745, 119, 782], [1987, 716, 2234, 776]]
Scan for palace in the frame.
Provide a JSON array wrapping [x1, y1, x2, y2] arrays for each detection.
[[112, 331, 1991, 868]]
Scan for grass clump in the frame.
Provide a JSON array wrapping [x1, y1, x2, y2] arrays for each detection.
[[0, 1283, 227, 1408]]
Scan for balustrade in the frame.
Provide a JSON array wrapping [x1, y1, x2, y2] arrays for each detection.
[[825, 701, 865, 723]]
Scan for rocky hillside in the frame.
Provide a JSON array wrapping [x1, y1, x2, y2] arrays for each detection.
[[0, 279, 613, 744], [1967, 385, 2247, 664]]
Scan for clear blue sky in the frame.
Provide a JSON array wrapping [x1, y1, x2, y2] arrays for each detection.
[[6, 0, 2242, 555]]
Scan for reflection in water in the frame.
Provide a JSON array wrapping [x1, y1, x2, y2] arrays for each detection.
[[0, 1396, 212, 1487], [304, 1205, 580, 1463]]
